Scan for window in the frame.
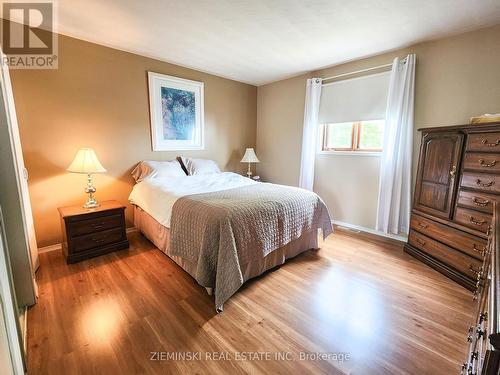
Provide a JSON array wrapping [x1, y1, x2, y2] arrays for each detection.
[[322, 120, 384, 152]]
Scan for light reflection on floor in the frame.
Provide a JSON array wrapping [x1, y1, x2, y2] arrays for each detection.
[[314, 266, 385, 358], [80, 297, 122, 346]]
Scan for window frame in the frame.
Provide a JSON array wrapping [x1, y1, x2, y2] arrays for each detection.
[[321, 120, 384, 153]]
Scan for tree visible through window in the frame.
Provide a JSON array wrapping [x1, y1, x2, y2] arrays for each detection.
[[322, 120, 384, 152]]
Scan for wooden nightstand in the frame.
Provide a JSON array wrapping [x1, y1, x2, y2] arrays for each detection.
[[58, 200, 129, 264]]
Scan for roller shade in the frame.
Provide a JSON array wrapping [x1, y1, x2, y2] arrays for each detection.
[[319, 71, 390, 124]]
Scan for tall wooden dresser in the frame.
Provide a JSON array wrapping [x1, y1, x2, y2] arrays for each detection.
[[461, 203, 500, 374], [405, 122, 500, 291]]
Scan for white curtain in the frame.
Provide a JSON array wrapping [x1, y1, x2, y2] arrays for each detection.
[[376, 54, 416, 235], [299, 78, 322, 190]]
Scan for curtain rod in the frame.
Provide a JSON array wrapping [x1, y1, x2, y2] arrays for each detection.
[[321, 62, 393, 83]]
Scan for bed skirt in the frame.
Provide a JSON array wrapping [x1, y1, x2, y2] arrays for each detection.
[[133, 205, 319, 296]]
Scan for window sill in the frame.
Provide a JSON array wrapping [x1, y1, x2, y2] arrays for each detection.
[[317, 150, 382, 157]]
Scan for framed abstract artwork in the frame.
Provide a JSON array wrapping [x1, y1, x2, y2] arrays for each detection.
[[148, 72, 204, 151]]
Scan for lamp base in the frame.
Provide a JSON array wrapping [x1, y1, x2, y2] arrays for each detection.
[[83, 173, 99, 208], [83, 198, 99, 209], [246, 162, 253, 178]]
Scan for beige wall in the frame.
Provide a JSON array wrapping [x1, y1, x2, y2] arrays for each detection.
[[256, 73, 311, 185], [10, 24, 500, 245], [257, 24, 500, 230], [11, 34, 257, 247]]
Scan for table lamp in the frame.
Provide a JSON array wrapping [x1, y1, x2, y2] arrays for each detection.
[[67, 148, 107, 208], [240, 148, 259, 178]]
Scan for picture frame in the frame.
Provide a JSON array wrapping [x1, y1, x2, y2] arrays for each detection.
[[148, 72, 205, 151]]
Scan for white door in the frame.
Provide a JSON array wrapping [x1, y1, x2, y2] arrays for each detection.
[[0, 301, 15, 375], [0, 209, 25, 375], [0, 49, 39, 272]]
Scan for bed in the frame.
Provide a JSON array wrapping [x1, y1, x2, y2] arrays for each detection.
[[129, 160, 332, 311]]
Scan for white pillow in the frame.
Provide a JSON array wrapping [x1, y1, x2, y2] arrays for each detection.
[[131, 160, 186, 182], [181, 157, 221, 175]]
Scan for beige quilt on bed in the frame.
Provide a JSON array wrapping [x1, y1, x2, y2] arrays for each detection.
[[169, 182, 332, 311]]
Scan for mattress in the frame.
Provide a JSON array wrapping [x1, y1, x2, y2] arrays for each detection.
[[129, 172, 258, 228]]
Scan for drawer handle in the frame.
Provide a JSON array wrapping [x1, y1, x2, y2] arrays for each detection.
[[91, 222, 105, 229], [475, 278, 486, 301], [476, 327, 485, 338], [92, 238, 106, 244], [467, 326, 474, 342], [449, 165, 456, 178], [417, 222, 428, 229], [479, 159, 497, 167], [416, 238, 426, 246], [473, 244, 487, 256], [476, 278, 483, 291], [481, 138, 500, 147], [479, 312, 488, 323], [473, 289, 479, 301], [469, 216, 486, 226], [472, 197, 490, 206], [476, 178, 494, 187], [462, 362, 473, 373], [469, 264, 483, 280]]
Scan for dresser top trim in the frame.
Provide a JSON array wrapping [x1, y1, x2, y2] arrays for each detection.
[[418, 122, 500, 133]]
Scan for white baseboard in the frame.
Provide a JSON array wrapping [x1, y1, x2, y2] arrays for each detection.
[[38, 227, 139, 254], [37, 243, 61, 253], [19, 307, 27, 355], [333, 220, 408, 242], [38, 223, 407, 255]]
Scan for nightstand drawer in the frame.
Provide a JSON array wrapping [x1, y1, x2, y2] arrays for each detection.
[[68, 214, 123, 237], [59, 200, 129, 263], [71, 227, 125, 253]]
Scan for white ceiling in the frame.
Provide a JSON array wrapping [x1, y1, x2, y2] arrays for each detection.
[[26, 1, 500, 85]]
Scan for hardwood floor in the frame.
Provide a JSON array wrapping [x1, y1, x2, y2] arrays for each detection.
[[27, 229, 475, 374]]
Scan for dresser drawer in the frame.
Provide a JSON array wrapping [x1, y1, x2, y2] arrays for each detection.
[[461, 172, 500, 194], [463, 152, 500, 173], [455, 207, 492, 233], [408, 230, 482, 279], [467, 132, 500, 152], [70, 227, 125, 253], [457, 189, 496, 214], [68, 214, 123, 237], [410, 214, 487, 259]]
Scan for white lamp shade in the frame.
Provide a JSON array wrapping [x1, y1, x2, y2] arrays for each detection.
[[67, 148, 107, 174], [240, 148, 260, 163]]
